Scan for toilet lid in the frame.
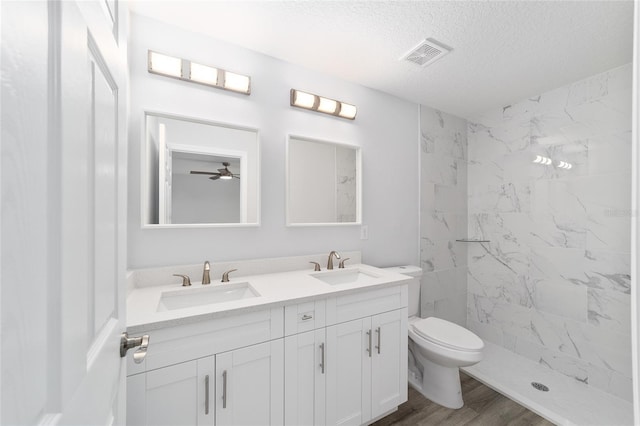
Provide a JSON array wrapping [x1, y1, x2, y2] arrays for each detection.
[[412, 317, 484, 352]]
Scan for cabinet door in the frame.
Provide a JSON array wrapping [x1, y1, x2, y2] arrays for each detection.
[[371, 308, 407, 419], [326, 318, 372, 426], [127, 357, 214, 426], [284, 329, 326, 425], [215, 339, 284, 426]]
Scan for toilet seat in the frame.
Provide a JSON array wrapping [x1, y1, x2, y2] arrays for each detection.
[[411, 317, 484, 352]]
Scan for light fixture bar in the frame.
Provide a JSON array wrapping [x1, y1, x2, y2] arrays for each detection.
[[290, 89, 357, 120], [148, 50, 251, 95]]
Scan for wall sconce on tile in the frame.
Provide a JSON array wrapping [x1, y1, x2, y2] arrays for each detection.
[[290, 89, 357, 120], [148, 50, 251, 95]]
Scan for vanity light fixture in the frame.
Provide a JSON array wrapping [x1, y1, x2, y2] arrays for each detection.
[[290, 89, 357, 120], [148, 50, 251, 95]]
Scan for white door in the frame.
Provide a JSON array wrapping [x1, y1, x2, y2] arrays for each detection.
[[326, 318, 372, 426], [371, 309, 408, 419], [215, 340, 284, 426], [284, 329, 326, 426], [1, 1, 128, 424], [126, 358, 214, 426]]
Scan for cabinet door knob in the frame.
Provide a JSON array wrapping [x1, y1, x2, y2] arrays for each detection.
[[120, 332, 150, 364], [375, 327, 381, 354], [301, 314, 313, 321], [366, 330, 372, 357]]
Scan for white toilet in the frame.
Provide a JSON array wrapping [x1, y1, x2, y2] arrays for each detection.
[[385, 266, 484, 409]]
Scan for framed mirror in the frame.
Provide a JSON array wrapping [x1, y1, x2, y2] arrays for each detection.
[[286, 135, 361, 226], [142, 112, 259, 227]]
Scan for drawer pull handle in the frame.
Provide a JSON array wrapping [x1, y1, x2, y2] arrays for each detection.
[[319, 342, 325, 374], [366, 330, 372, 357], [375, 327, 381, 354], [222, 370, 228, 409], [205, 375, 210, 414], [302, 314, 313, 321]]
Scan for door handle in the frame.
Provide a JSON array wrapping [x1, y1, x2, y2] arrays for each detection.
[[120, 332, 150, 363], [319, 342, 325, 374], [375, 327, 381, 354], [205, 375, 210, 415], [222, 370, 228, 409], [366, 330, 372, 357]]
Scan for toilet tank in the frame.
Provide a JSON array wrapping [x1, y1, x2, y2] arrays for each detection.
[[383, 265, 423, 317]]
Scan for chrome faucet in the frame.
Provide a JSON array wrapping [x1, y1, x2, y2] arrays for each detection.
[[221, 269, 237, 283], [202, 261, 211, 285], [327, 251, 341, 270]]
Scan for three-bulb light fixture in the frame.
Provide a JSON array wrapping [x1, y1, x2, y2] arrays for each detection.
[[290, 89, 357, 120], [148, 50, 251, 95]]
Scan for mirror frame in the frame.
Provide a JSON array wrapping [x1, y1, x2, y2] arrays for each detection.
[[141, 111, 261, 228], [286, 134, 362, 227]]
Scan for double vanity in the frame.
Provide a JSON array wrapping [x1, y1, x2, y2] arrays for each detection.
[[125, 254, 411, 426]]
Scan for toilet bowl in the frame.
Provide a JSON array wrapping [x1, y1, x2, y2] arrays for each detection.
[[384, 266, 484, 409], [408, 316, 483, 408]]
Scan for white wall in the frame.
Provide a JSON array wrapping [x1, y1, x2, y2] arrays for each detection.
[[128, 14, 420, 268]]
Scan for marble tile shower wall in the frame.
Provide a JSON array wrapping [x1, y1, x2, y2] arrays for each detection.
[[336, 146, 357, 222], [419, 106, 468, 326], [466, 64, 633, 401]]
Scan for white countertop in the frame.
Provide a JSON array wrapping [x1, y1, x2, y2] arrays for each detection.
[[127, 264, 412, 333]]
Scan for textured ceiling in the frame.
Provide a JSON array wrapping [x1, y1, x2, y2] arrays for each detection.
[[128, 1, 634, 118]]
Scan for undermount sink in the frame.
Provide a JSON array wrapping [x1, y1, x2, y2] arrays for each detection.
[[310, 268, 380, 285], [157, 282, 260, 312]]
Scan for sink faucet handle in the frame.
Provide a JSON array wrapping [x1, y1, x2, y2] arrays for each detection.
[[338, 258, 350, 269], [202, 261, 211, 285], [173, 274, 191, 287], [221, 269, 238, 283], [309, 261, 321, 272]]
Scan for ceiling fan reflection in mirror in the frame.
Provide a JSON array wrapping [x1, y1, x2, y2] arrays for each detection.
[[190, 162, 240, 181]]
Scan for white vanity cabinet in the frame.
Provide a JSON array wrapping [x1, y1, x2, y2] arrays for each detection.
[[127, 340, 284, 426], [126, 307, 284, 426], [126, 281, 408, 426], [284, 285, 408, 426], [325, 309, 408, 426], [127, 357, 214, 426]]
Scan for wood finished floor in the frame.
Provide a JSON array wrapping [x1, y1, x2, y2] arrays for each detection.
[[372, 373, 555, 426]]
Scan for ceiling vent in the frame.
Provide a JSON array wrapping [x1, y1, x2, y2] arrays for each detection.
[[401, 38, 452, 67]]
